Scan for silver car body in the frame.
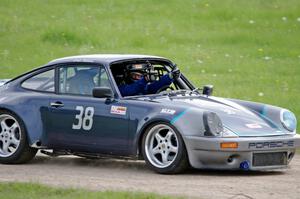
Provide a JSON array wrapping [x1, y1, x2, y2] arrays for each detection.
[[150, 94, 300, 170]]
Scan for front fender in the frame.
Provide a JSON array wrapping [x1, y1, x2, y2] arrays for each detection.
[[132, 106, 207, 155]]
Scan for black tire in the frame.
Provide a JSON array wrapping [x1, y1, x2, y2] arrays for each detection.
[[0, 110, 37, 164], [141, 122, 188, 174]]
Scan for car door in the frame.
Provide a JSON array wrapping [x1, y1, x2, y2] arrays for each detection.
[[45, 64, 130, 155]]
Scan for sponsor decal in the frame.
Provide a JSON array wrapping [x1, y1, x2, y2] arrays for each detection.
[[111, 106, 127, 115], [248, 140, 294, 149], [161, 108, 176, 115], [246, 123, 263, 129]]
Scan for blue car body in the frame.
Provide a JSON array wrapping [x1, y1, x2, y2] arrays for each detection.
[[0, 55, 181, 157]]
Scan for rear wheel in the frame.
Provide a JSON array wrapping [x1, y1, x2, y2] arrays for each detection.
[[0, 110, 37, 164], [142, 122, 188, 174]]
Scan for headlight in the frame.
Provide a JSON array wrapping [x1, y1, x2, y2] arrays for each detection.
[[203, 112, 223, 136], [203, 112, 239, 137], [280, 109, 297, 132]]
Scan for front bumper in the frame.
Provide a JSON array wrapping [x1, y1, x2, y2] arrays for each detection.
[[184, 134, 300, 170]]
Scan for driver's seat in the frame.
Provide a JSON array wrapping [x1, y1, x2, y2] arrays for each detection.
[[68, 71, 96, 95]]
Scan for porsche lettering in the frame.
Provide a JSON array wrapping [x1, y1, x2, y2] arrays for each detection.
[[248, 141, 294, 149]]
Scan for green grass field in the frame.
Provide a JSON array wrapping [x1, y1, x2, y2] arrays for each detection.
[[0, 182, 178, 199], [0, 0, 299, 123], [0, 1, 299, 197]]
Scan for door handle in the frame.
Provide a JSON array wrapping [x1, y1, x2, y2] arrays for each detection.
[[50, 101, 64, 108]]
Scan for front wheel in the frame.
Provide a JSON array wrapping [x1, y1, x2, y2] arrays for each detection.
[[0, 110, 37, 164], [142, 122, 188, 174]]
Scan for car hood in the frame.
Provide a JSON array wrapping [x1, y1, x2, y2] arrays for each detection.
[[151, 95, 286, 137]]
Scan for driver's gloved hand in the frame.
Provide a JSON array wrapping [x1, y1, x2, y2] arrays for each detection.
[[144, 74, 157, 82], [144, 74, 150, 82], [169, 65, 181, 80]]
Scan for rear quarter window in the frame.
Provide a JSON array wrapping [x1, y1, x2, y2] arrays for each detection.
[[22, 69, 55, 92]]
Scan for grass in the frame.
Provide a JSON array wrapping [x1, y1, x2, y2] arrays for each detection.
[[0, 182, 178, 199], [0, 0, 299, 132]]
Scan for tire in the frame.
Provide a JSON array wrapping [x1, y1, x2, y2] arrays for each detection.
[[142, 122, 188, 174], [0, 110, 37, 164]]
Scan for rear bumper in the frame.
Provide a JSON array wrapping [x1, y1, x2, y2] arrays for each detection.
[[183, 134, 300, 170]]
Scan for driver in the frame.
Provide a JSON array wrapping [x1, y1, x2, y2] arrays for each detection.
[[118, 64, 181, 97]]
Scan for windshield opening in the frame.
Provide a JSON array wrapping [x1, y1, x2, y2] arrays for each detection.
[[110, 60, 193, 97]]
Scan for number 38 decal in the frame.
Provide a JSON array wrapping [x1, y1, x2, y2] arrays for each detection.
[[72, 106, 94, 131]]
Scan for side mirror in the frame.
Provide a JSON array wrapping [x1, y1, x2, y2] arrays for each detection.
[[203, 85, 214, 96], [92, 87, 113, 98]]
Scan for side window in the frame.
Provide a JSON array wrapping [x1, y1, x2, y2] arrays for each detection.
[[59, 65, 111, 96], [99, 67, 111, 88], [22, 69, 55, 92]]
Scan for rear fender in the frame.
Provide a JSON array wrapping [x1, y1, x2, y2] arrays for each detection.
[[0, 94, 50, 147], [0, 79, 10, 87]]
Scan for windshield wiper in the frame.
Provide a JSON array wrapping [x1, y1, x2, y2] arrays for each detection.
[[124, 89, 201, 99], [166, 88, 204, 97], [191, 87, 200, 94]]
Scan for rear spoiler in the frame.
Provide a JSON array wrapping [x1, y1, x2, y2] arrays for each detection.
[[0, 79, 10, 87]]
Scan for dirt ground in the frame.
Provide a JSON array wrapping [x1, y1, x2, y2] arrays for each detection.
[[0, 153, 299, 199]]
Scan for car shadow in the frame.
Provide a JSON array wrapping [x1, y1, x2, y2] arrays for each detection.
[[31, 155, 149, 171], [184, 167, 286, 176], [30, 155, 286, 176]]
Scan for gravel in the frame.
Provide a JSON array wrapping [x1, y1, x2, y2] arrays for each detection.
[[0, 154, 300, 199]]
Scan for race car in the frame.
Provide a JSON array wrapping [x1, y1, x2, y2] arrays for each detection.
[[0, 54, 299, 174]]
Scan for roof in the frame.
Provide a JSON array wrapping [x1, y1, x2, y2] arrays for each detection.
[[47, 54, 170, 65]]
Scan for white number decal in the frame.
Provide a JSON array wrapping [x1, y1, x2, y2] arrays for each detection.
[[72, 106, 84, 130], [82, 107, 94, 130], [72, 106, 94, 131]]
